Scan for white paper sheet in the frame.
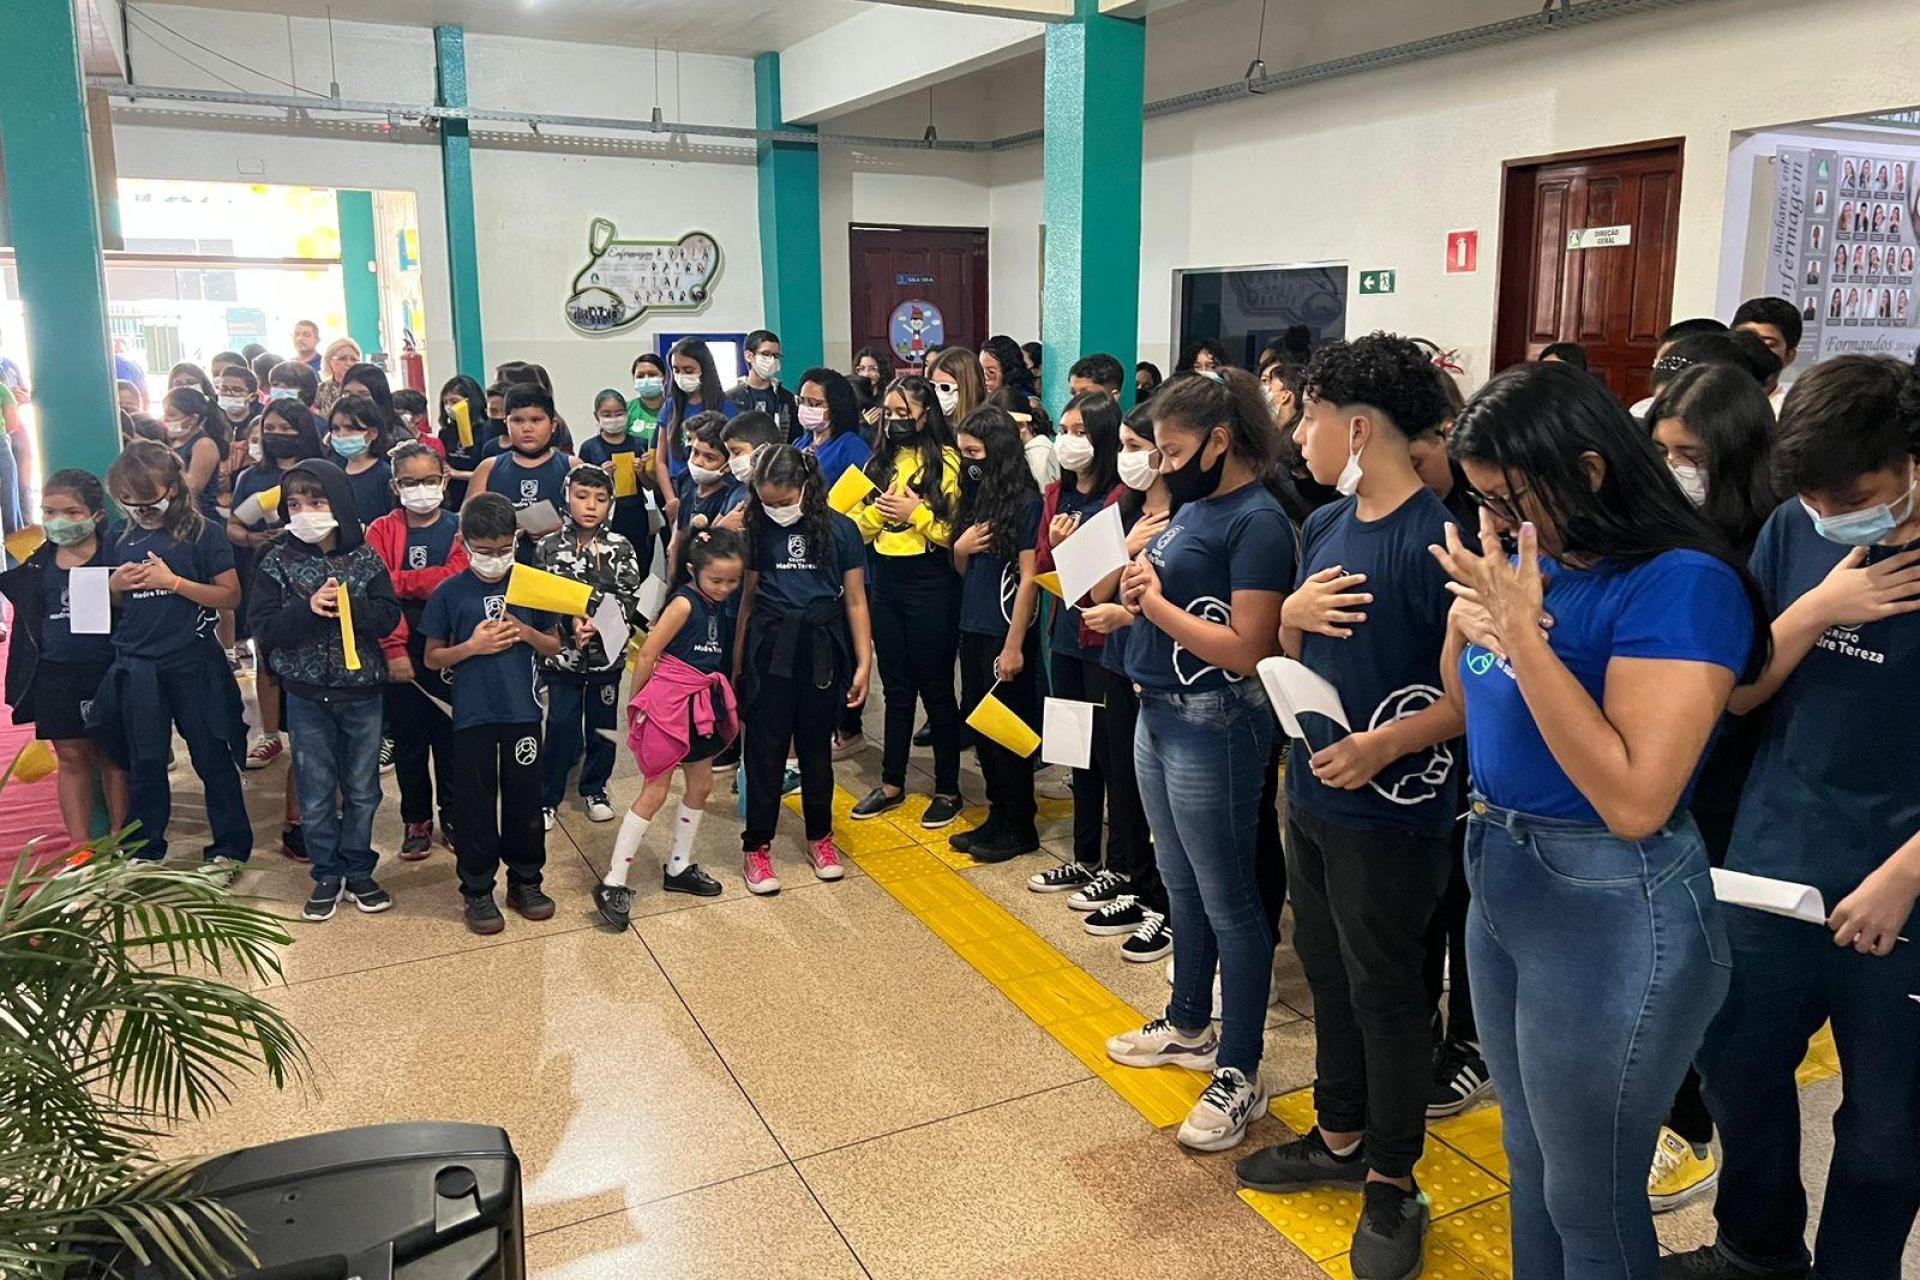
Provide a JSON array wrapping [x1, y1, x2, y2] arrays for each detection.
[[1709, 868, 1828, 926], [68, 567, 112, 634], [1041, 697, 1096, 770], [645, 491, 666, 536], [1255, 656, 1351, 741], [1052, 504, 1130, 606], [596, 727, 624, 745], [590, 593, 630, 662], [516, 499, 563, 535], [636, 574, 670, 621]]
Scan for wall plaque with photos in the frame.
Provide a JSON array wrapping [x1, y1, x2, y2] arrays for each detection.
[[1769, 147, 1919, 363], [564, 218, 722, 335]]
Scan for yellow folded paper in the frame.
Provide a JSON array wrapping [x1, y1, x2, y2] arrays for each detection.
[[450, 398, 474, 448], [827, 465, 878, 515], [611, 451, 639, 498], [5, 525, 46, 562], [9, 739, 58, 784], [257, 485, 283, 523], [504, 562, 593, 616], [966, 691, 1041, 758], [337, 583, 361, 671], [1035, 571, 1063, 598]]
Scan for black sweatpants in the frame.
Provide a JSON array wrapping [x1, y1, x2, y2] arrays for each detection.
[[448, 720, 546, 898], [1287, 805, 1452, 1180], [1258, 739, 1287, 939], [958, 628, 1038, 834], [870, 552, 962, 794], [1100, 668, 1164, 914], [1421, 816, 1477, 1044], [1051, 652, 1108, 868], [742, 631, 841, 849], [387, 669, 454, 827]]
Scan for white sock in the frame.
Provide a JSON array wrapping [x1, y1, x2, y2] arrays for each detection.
[[785, 756, 798, 771], [667, 804, 703, 875], [604, 811, 650, 889], [1324, 1132, 1362, 1159]]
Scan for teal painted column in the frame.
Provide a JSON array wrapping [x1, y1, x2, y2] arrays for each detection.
[[753, 53, 824, 372], [335, 190, 383, 355], [1041, 0, 1145, 418], [0, 0, 120, 480], [434, 26, 486, 384]]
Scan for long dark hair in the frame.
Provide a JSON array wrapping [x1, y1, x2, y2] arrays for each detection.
[[343, 362, 396, 430], [1177, 339, 1230, 372], [981, 335, 1036, 401], [853, 345, 895, 384], [868, 375, 955, 529], [798, 367, 859, 439], [1451, 362, 1769, 681], [666, 337, 726, 465], [744, 444, 836, 578], [163, 385, 233, 452], [1150, 368, 1280, 472], [955, 404, 1039, 561], [328, 393, 392, 457], [1063, 390, 1121, 495], [258, 399, 325, 464], [168, 362, 216, 401], [438, 374, 488, 453], [1645, 363, 1779, 552]]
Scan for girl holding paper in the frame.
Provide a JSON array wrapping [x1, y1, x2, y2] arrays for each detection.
[[437, 375, 495, 509], [576, 388, 656, 577], [0, 469, 129, 843]]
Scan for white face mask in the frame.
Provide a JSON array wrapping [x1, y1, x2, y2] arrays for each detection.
[[597, 414, 627, 437], [727, 452, 756, 484], [934, 384, 961, 416], [673, 371, 703, 395], [1668, 461, 1708, 507], [688, 461, 725, 487], [247, 438, 264, 465], [1117, 449, 1157, 492], [1054, 433, 1095, 474], [287, 511, 339, 544], [399, 483, 445, 514], [164, 418, 195, 442], [764, 500, 805, 527], [469, 551, 514, 582], [1335, 423, 1365, 498], [219, 395, 250, 417], [752, 353, 782, 381], [268, 387, 300, 402]]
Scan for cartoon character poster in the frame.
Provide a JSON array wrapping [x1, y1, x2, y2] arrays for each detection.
[[888, 300, 946, 364], [565, 218, 722, 335]]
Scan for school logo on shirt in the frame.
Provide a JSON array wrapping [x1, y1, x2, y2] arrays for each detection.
[[513, 735, 539, 766], [999, 563, 1020, 626], [1816, 624, 1887, 665], [787, 533, 809, 562], [408, 546, 428, 569], [1366, 684, 1456, 806], [519, 478, 539, 501], [1171, 596, 1238, 685], [601, 683, 617, 705], [484, 594, 508, 622]]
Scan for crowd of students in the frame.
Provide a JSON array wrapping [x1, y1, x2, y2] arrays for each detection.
[[2, 299, 1916, 1280]]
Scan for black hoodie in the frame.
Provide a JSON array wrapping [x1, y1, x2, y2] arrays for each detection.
[[245, 459, 401, 701]]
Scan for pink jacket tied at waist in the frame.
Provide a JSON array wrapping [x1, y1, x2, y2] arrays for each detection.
[[627, 653, 739, 780]]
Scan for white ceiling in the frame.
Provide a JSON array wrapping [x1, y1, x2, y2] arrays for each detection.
[[133, 0, 873, 56]]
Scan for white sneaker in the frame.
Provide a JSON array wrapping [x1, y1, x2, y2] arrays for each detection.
[[1105, 1017, 1219, 1070], [585, 794, 615, 823], [542, 808, 556, 832], [1177, 1066, 1269, 1152]]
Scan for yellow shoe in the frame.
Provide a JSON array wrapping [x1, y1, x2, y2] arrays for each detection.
[[1648, 1126, 1718, 1213]]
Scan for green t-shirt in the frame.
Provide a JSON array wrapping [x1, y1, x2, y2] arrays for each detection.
[[624, 396, 662, 447]]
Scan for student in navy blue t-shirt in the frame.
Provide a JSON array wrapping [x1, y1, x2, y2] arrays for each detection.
[[422, 493, 562, 935], [948, 405, 1044, 862], [1430, 362, 1762, 1280], [575, 387, 655, 577], [1105, 370, 1293, 1156], [1237, 336, 1468, 1267], [1675, 355, 1920, 1280], [470, 383, 572, 562]]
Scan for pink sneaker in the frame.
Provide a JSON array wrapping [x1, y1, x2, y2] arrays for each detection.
[[807, 836, 847, 881], [743, 846, 782, 896]]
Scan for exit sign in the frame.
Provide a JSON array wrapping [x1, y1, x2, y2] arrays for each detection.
[[1359, 270, 1397, 295]]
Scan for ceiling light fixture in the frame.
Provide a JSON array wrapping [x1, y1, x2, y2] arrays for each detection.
[[923, 87, 938, 146]]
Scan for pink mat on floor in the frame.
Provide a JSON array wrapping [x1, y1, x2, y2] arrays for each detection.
[[0, 628, 72, 873]]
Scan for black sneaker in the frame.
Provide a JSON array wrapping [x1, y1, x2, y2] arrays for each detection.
[[302, 876, 344, 921], [400, 822, 432, 859], [912, 721, 933, 747], [379, 737, 395, 773], [967, 824, 1039, 862], [281, 824, 309, 865], [1350, 1181, 1429, 1280], [345, 877, 393, 913], [949, 817, 1002, 854], [664, 863, 723, 897], [1427, 1036, 1493, 1118], [1028, 861, 1096, 893], [593, 883, 634, 929], [1236, 1128, 1370, 1193], [465, 893, 505, 935], [851, 785, 905, 820], [921, 793, 966, 829], [1067, 868, 1131, 912], [1658, 1244, 1810, 1279], [1083, 895, 1146, 936], [506, 883, 556, 920], [1120, 911, 1173, 962]]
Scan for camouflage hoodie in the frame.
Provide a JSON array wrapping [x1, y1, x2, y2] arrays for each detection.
[[535, 519, 645, 678]]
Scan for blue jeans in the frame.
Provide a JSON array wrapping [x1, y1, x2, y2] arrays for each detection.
[[1135, 683, 1276, 1073], [1465, 799, 1730, 1280], [541, 676, 619, 808], [286, 693, 384, 883]]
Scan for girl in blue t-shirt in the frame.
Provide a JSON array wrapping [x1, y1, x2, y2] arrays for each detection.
[[653, 337, 739, 523], [161, 386, 228, 524], [949, 404, 1044, 861], [1431, 361, 1764, 1280], [1106, 370, 1292, 1156], [324, 393, 396, 524]]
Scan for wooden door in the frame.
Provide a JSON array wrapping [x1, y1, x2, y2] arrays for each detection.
[[1495, 142, 1683, 403], [849, 225, 989, 375]]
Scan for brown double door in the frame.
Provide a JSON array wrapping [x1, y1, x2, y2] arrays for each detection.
[[849, 225, 989, 376], [1495, 142, 1684, 404]]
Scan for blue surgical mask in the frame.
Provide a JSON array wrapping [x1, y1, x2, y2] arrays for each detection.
[[1802, 468, 1916, 546], [634, 375, 664, 400], [331, 432, 370, 460], [268, 387, 300, 402]]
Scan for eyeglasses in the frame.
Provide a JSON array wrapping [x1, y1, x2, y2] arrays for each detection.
[[1466, 485, 1531, 525]]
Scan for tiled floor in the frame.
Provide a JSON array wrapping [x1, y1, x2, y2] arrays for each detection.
[[147, 671, 1918, 1279]]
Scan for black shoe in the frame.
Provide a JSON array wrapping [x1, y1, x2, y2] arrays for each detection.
[[664, 862, 723, 897], [949, 817, 1003, 854], [345, 877, 393, 913], [1083, 895, 1146, 936], [1029, 861, 1097, 893], [280, 824, 309, 864], [1427, 1036, 1493, 1118], [921, 793, 965, 829], [593, 883, 634, 929], [506, 883, 556, 921], [1659, 1244, 1810, 1279], [966, 825, 1039, 863], [302, 876, 344, 921], [1120, 911, 1173, 962], [379, 736, 395, 772], [1236, 1128, 1369, 1193], [912, 721, 933, 747], [465, 893, 505, 934], [1350, 1181, 1429, 1280], [851, 785, 905, 820]]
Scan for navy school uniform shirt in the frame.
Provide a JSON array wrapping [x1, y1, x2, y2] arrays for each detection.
[[174, 432, 224, 522], [1287, 490, 1465, 837], [749, 510, 865, 620], [486, 450, 572, 514], [230, 463, 286, 535], [1050, 484, 1112, 660], [674, 472, 747, 532], [1729, 501, 1920, 911], [419, 569, 557, 731], [1461, 549, 1754, 826], [41, 556, 116, 665], [663, 584, 732, 674], [961, 498, 1043, 638], [1125, 482, 1297, 693], [108, 518, 234, 662], [340, 458, 395, 525]]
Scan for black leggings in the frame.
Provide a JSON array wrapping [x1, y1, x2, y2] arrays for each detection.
[[1100, 669, 1164, 914], [958, 629, 1038, 832], [1051, 653, 1107, 867], [869, 552, 962, 794], [741, 631, 841, 848], [1421, 816, 1477, 1043], [387, 670, 454, 826]]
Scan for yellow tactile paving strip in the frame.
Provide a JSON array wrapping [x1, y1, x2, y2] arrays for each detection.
[[788, 784, 1842, 1279]]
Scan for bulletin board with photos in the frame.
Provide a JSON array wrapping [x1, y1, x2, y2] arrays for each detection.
[[1768, 146, 1919, 362]]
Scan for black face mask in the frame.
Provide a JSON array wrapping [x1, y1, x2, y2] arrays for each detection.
[[885, 417, 919, 444], [261, 434, 304, 460], [511, 440, 552, 458], [960, 461, 985, 501], [1161, 434, 1226, 510]]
